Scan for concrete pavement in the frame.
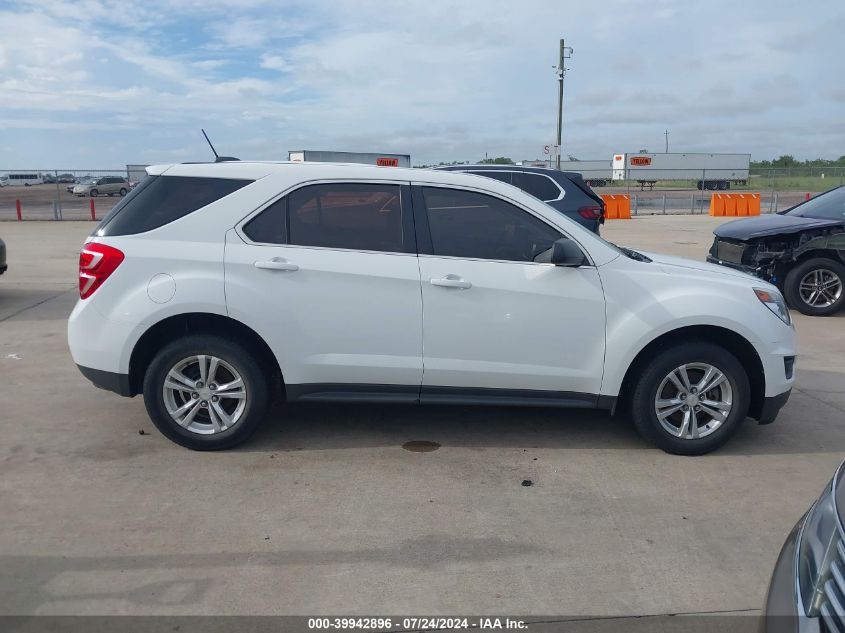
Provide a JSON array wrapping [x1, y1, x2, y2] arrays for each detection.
[[0, 218, 843, 617]]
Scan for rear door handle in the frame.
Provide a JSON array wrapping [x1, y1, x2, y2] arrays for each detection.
[[430, 275, 472, 290], [254, 258, 299, 272]]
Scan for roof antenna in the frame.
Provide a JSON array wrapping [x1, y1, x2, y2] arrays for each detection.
[[201, 129, 240, 162]]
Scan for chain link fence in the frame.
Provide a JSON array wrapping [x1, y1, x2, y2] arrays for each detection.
[[0, 168, 146, 221], [1, 165, 843, 221]]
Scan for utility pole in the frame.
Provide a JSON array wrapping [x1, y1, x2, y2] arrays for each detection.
[[555, 39, 574, 170], [664, 129, 670, 153]]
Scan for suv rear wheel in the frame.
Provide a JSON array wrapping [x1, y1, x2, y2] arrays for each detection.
[[90, 189, 99, 197], [629, 342, 750, 455], [784, 258, 845, 316], [142, 335, 269, 450], [119, 187, 128, 196]]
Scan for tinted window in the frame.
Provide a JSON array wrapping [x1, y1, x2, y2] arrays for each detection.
[[468, 170, 512, 184], [422, 187, 561, 262], [95, 175, 252, 236], [512, 172, 561, 201], [243, 198, 286, 244], [288, 183, 404, 252], [788, 187, 845, 220]]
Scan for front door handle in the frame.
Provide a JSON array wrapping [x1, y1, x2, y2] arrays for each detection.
[[430, 275, 472, 290], [254, 258, 299, 272]]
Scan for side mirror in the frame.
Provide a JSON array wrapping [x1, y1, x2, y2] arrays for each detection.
[[550, 238, 587, 267]]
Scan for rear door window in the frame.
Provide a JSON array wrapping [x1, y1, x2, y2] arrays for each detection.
[[286, 183, 406, 252], [243, 198, 286, 244], [95, 175, 252, 236]]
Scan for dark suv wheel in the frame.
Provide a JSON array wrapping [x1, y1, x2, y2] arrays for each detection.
[[630, 341, 750, 455], [784, 258, 845, 316], [143, 335, 270, 450]]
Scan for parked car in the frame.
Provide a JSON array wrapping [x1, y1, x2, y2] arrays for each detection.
[[68, 162, 795, 453], [762, 461, 844, 632], [72, 176, 130, 197], [437, 164, 605, 233], [58, 174, 77, 183], [708, 186, 845, 316], [0, 236, 6, 275]]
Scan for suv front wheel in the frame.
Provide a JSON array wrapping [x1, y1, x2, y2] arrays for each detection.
[[629, 342, 750, 455], [143, 335, 270, 450]]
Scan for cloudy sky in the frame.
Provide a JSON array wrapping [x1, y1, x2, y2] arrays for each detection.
[[1, 0, 842, 168]]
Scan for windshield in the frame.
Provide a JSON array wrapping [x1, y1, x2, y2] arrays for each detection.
[[786, 186, 845, 220]]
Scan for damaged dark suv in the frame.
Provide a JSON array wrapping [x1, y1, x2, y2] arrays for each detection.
[[708, 186, 845, 316]]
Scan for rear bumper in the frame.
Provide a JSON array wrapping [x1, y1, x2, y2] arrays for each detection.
[[76, 365, 134, 397]]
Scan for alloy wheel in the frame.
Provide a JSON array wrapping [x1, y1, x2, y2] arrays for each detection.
[[799, 269, 842, 308], [162, 355, 247, 434], [654, 362, 733, 440]]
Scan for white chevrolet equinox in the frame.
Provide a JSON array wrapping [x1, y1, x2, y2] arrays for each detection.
[[68, 161, 796, 454]]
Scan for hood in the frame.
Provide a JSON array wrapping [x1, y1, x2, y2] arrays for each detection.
[[714, 214, 843, 240], [638, 250, 759, 282]]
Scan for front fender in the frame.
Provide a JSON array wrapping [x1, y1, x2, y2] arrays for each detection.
[[598, 258, 791, 397]]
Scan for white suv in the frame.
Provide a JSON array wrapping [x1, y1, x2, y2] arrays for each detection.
[[68, 162, 796, 454]]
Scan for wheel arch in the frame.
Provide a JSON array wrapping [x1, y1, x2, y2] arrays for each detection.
[[615, 325, 765, 420], [792, 248, 845, 267], [128, 312, 284, 399]]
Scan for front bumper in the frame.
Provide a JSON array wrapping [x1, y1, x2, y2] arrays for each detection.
[[761, 514, 805, 632], [706, 254, 764, 277], [758, 389, 792, 425]]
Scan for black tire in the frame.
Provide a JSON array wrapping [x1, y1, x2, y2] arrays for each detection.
[[142, 335, 270, 450], [119, 188, 127, 196], [90, 189, 98, 197], [629, 341, 750, 455], [783, 258, 845, 316]]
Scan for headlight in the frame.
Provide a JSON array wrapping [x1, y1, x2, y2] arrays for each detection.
[[797, 478, 843, 616], [754, 287, 791, 325]]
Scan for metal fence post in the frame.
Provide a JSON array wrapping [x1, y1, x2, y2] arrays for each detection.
[[54, 169, 62, 218], [773, 192, 778, 213], [52, 200, 59, 221], [633, 194, 638, 216], [662, 194, 666, 214], [690, 194, 694, 214]]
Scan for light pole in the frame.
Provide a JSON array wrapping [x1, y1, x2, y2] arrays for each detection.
[[664, 129, 670, 153], [555, 39, 574, 170]]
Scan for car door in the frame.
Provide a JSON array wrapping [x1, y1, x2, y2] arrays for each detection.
[[413, 184, 607, 402], [224, 181, 424, 400]]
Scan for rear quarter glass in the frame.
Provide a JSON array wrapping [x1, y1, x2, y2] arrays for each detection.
[[94, 175, 252, 236]]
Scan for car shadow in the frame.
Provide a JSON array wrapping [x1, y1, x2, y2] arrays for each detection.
[[227, 380, 845, 456]]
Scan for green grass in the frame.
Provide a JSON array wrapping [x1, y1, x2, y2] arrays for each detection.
[[736, 175, 845, 192]]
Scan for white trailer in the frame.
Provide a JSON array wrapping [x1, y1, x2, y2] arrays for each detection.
[[558, 160, 613, 187], [611, 152, 750, 190]]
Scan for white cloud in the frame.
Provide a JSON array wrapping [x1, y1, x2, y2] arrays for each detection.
[[1, 0, 843, 166]]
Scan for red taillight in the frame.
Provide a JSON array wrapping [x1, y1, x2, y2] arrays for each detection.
[[79, 243, 124, 299], [578, 205, 603, 220]]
